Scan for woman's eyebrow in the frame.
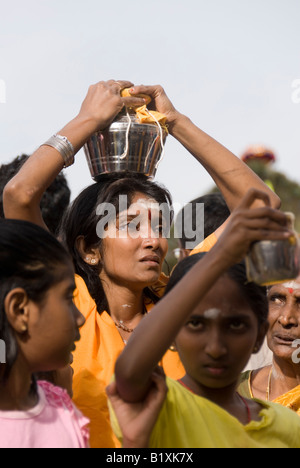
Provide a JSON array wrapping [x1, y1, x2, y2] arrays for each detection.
[[267, 288, 287, 296], [268, 289, 286, 295]]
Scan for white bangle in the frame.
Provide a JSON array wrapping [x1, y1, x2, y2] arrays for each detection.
[[43, 134, 75, 168]]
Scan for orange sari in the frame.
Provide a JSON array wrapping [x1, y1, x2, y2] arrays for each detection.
[[273, 386, 300, 415]]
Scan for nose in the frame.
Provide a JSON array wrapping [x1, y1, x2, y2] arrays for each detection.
[[75, 305, 86, 329], [204, 330, 228, 360], [141, 221, 161, 250], [278, 301, 299, 329]]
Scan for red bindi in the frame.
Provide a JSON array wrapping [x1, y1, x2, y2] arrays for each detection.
[[288, 288, 294, 295]]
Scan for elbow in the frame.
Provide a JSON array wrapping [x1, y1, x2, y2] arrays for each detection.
[[115, 355, 136, 392], [3, 179, 36, 217], [115, 355, 147, 403]]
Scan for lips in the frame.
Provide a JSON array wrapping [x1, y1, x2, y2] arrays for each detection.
[[203, 364, 228, 376], [273, 333, 298, 345], [140, 255, 160, 265]]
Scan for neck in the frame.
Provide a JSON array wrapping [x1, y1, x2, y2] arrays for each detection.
[[270, 356, 300, 398], [180, 374, 238, 408], [100, 274, 145, 324], [0, 356, 37, 411]]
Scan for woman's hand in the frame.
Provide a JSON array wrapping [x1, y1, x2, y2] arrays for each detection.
[[106, 367, 168, 448], [215, 188, 293, 267], [129, 84, 180, 128], [77, 80, 146, 133]]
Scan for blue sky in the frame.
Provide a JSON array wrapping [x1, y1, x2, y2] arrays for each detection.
[[0, 0, 299, 209]]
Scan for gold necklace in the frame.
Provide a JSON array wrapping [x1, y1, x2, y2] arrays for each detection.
[[266, 368, 273, 401], [114, 320, 134, 334], [114, 305, 147, 334]]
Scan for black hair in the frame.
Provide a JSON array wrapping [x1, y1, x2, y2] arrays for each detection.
[[0, 154, 71, 235], [165, 253, 268, 326], [175, 193, 230, 250], [0, 219, 72, 384], [59, 172, 173, 315]]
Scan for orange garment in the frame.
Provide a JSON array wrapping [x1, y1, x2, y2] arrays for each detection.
[[121, 88, 167, 126], [190, 232, 218, 255], [273, 385, 300, 416], [72, 234, 216, 448], [72, 275, 184, 449]]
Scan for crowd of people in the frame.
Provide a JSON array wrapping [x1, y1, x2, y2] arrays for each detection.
[[0, 80, 300, 448]]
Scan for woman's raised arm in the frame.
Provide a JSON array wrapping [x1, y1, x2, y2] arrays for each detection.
[[130, 85, 281, 213], [3, 80, 145, 229]]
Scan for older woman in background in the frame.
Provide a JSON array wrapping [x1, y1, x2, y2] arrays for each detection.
[[238, 276, 300, 414]]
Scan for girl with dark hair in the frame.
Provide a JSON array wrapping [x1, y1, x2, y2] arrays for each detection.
[[0, 219, 88, 448], [3, 80, 280, 447], [110, 190, 300, 448]]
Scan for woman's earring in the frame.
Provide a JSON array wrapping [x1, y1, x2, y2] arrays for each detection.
[[85, 257, 97, 265]]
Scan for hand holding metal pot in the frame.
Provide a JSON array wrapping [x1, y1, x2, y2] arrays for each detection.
[[213, 189, 297, 282], [77, 80, 145, 134], [84, 84, 179, 180]]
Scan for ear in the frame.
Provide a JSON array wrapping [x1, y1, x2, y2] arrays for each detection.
[[76, 236, 102, 267], [4, 288, 30, 335], [253, 321, 269, 354]]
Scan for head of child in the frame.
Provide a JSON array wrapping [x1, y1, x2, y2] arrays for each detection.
[[60, 172, 173, 313], [165, 253, 269, 392], [0, 219, 84, 388]]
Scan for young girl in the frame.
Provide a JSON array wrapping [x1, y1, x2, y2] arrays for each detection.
[[0, 218, 89, 448], [3, 80, 280, 447], [111, 189, 300, 448]]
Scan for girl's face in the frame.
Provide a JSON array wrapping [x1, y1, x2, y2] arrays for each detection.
[[267, 277, 300, 362], [21, 264, 85, 373], [175, 275, 264, 389], [100, 192, 169, 289]]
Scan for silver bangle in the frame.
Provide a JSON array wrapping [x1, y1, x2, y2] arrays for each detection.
[[43, 134, 75, 168]]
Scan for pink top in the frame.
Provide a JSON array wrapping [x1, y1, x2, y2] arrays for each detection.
[[0, 381, 90, 448]]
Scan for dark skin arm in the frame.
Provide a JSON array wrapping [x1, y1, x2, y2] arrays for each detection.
[[130, 85, 281, 214], [106, 367, 167, 448]]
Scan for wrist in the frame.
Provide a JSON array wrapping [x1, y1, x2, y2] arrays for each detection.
[[208, 239, 241, 271], [123, 437, 149, 449], [57, 114, 100, 154], [168, 112, 192, 136]]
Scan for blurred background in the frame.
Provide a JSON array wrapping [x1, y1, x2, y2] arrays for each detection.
[[1, 0, 299, 268]]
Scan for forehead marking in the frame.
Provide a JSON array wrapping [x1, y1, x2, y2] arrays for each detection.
[[282, 281, 300, 294], [203, 308, 222, 320]]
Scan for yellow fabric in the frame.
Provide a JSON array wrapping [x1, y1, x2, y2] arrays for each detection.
[[121, 88, 167, 126], [110, 378, 300, 448], [72, 274, 184, 449]]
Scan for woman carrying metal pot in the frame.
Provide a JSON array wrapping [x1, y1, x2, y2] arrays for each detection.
[[3, 80, 280, 448]]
